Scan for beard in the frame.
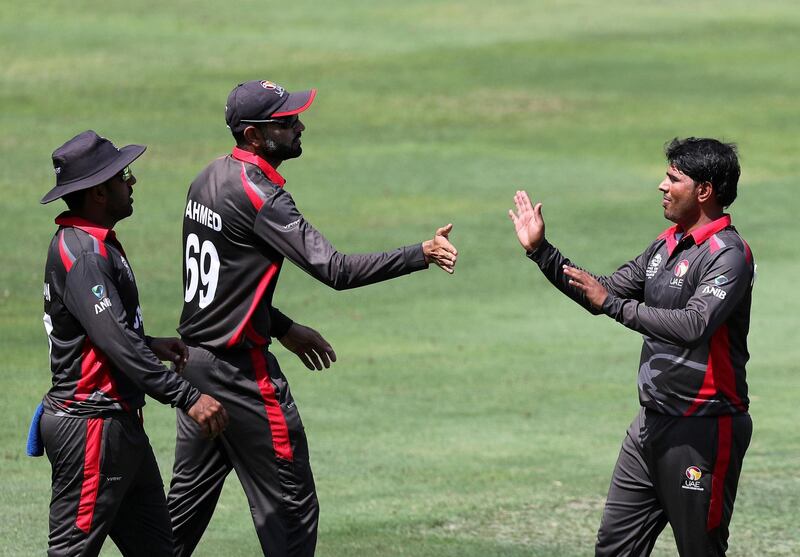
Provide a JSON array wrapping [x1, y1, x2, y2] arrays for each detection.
[[265, 138, 302, 160]]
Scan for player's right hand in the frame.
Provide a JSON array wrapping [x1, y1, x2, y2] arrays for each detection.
[[422, 223, 458, 274], [508, 190, 545, 252], [187, 394, 229, 438]]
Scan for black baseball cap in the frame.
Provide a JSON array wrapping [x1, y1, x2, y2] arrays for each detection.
[[41, 130, 146, 204], [225, 80, 316, 133]]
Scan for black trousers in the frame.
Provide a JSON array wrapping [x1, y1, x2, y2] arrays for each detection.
[[596, 408, 752, 557], [40, 410, 173, 557], [167, 346, 318, 557]]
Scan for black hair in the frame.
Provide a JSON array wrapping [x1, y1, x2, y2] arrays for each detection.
[[665, 137, 740, 208]]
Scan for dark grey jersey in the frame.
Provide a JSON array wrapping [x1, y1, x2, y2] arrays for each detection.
[[530, 215, 754, 417], [42, 214, 201, 416], [178, 147, 428, 350]]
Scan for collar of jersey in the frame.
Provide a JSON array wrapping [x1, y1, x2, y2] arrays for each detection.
[[55, 212, 115, 242], [658, 214, 731, 246], [231, 147, 286, 187]]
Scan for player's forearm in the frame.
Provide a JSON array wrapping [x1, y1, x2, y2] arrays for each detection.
[[256, 195, 428, 289], [603, 249, 751, 346], [63, 260, 201, 410], [527, 239, 603, 315], [90, 321, 201, 409], [317, 244, 427, 290], [276, 228, 427, 290], [602, 296, 710, 346]]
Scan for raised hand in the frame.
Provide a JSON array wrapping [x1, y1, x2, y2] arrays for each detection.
[[508, 190, 545, 252], [278, 323, 337, 371], [422, 223, 458, 274]]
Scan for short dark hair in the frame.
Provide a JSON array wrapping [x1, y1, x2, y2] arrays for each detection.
[[665, 137, 740, 208]]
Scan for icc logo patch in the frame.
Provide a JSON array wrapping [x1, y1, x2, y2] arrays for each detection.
[[91, 284, 105, 299], [646, 253, 662, 279]]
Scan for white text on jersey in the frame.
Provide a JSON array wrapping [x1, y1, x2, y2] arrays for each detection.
[[95, 297, 112, 315], [185, 200, 222, 232]]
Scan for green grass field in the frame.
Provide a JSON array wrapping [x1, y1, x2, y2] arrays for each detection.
[[2, 1, 799, 555]]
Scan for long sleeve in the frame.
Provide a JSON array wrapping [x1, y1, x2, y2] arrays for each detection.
[[253, 189, 428, 290], [269, 306, 293, 338], [63, 254, 201, 410], [528, 238, 649, 315], [601, 246, 752, 347]]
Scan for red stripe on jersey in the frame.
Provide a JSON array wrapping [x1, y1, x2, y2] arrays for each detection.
[[683, 366, 716, 417], [708, 325, 747, 411], [226, 263, 280, 348], [249, 348, 293, 461], [59, 232, 74, 271], [244, 321, 268, 346], [240, 164, 265, 210], [742, 240, 753, 265], [74, 339, 127, 410], [75, 417, 104, 533], [707, 415, 732, 531], [684, 325, 745, 416]]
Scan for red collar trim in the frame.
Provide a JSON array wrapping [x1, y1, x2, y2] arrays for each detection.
[[657, 224, 680, 256], [686, 214, 732, 245], [231, 147, 286, 187], [657, 214, 731, 251], [657, 224, 680, 242], [55, 212, 113, 242]]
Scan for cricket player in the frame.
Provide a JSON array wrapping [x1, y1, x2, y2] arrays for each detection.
[[508, 138, 754, 556], [167, 80, 458, 556], [38, 130, 228, 556]]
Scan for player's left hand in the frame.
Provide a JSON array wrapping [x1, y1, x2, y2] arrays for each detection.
[[150, 337, 189, 374], [278, 323, 337, 371], [563, 266, 609, 310]]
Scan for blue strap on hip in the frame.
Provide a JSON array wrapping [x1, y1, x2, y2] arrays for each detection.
[[26, 402, 45, 457]]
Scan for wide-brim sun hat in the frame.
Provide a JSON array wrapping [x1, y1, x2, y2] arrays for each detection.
[[41, 130, 146, 204]]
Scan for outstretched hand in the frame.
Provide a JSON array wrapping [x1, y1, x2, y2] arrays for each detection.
[[508, 190, 545, 252], [422, 223, 458, 274], [278, 323, 337, 371]]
